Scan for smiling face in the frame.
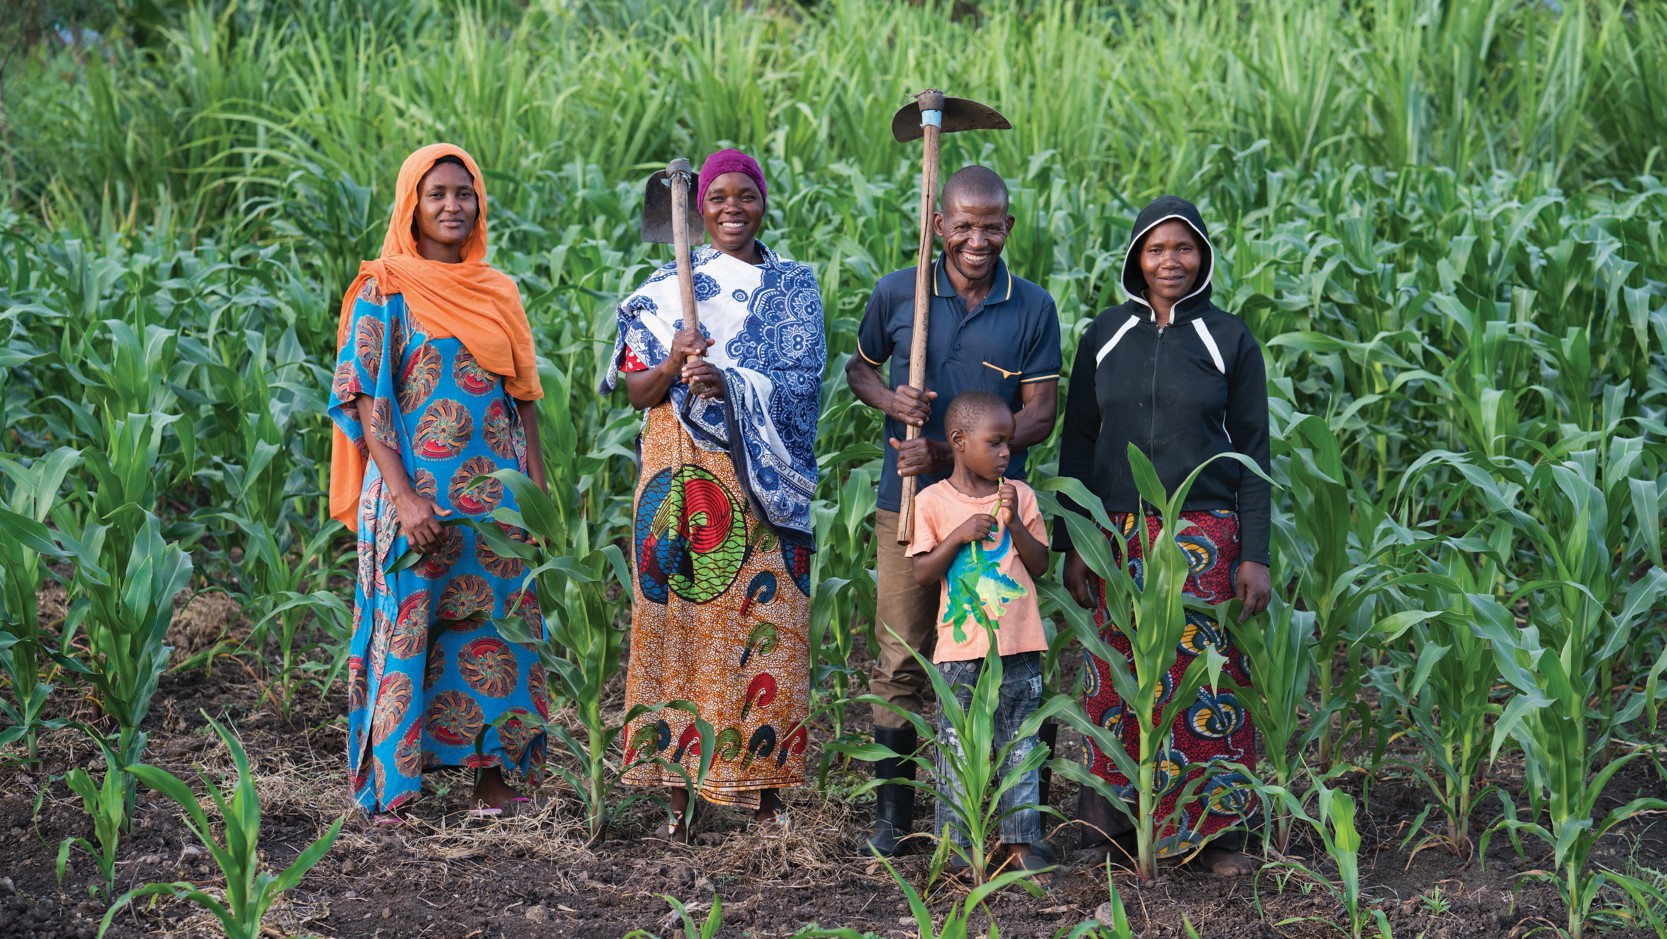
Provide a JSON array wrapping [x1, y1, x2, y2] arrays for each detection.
[[701, 171, 765, 261], [951, 407, 1015, 483], [1137, 219, 1203, 309], [412, 160, 479, 263], [934, 192, 1013, 288]]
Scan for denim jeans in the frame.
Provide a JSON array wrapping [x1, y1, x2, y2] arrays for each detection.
[[934, 651, 1044, 848]]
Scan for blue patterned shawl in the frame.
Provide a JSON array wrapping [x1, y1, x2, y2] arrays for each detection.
[[601, 243, 825, 548]]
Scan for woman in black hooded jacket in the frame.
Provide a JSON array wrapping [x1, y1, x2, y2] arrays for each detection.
[[1056, 195, 1270, 875]]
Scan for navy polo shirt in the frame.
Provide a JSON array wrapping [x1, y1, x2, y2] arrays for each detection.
[[856, 255, 1062, 513]]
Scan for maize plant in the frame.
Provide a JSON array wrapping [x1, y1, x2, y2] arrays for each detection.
[[808, 444, 879, 746], [1482, 605, 1667, 939], [1270, 409, 1390, 770], [51, 410, 191, 791], [842, 630, 1065, 888], [1226, 591, 1317, 856], [0, 448, 80, 761], [1040, 450, 1257, 884], [1465, 448, 1667, 939], [56, 729, 130, 899], [1368, 523, 1513, 861], [58, 508, 192, 805], [483, 464, 714, 843], [192, 324, 346, 707], [1263, 781, 1381, 939], [105, 715, 342, 939]]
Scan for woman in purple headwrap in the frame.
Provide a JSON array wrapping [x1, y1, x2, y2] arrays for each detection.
[[602, 150, 826, 839]]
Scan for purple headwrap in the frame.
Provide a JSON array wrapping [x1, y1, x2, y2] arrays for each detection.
[[697, 148, 768, 206]]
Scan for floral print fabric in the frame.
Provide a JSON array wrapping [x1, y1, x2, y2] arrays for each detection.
[[618, 403, 811, 808], [327, 279, 548, 813], [1079, 509, 1259, 855]]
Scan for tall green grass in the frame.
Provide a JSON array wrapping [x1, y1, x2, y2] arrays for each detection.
[[9, 0, 1667, 240]]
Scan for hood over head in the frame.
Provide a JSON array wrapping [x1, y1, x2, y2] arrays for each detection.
[[1120, 195, 1215, 322]]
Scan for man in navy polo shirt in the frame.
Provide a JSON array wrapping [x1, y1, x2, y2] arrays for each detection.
[[845, 165, 1062, 856]]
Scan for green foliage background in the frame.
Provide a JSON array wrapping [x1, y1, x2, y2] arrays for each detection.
[[2, 1, 1666, 932]]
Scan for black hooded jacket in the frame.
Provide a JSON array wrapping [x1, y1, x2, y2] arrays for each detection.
[[1055, 195, 1271, 565]]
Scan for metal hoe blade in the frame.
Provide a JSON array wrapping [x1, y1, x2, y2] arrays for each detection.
[[640, 167, 704, 244], [890, 94, 1011, 143]]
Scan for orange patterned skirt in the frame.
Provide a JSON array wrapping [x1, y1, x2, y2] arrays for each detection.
[[620, 403, 810, 808]]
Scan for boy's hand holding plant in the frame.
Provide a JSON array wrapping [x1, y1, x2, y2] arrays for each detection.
[[995, 481, 1016, 526], [953, 513, 996, 545]]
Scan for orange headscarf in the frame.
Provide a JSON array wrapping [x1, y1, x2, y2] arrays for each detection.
[[328, 143, 542, 528]]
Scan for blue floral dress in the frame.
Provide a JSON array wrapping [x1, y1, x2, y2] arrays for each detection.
[[328, 278, 548, 814]]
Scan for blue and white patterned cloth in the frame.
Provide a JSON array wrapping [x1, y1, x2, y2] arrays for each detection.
[[601, 243, 825, 548]]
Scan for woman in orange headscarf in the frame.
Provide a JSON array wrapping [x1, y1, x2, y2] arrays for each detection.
[[327, 144, 548, 819]]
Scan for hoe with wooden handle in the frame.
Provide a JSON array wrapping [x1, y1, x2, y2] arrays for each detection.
[[640, 158, 709, 394], [891, 90, 1011, 544]]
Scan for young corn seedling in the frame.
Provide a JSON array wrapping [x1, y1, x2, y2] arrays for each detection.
[[1262, 781, 1384, 939], [0, 447, 81, 761], [1481, 609, 1666, 939], [1368, 529, 1510, 861], [1271, 410, 1391, 771], [195, 326, 344, 713], [57, 729, 130, 899], [1059, 859, 1136, 939], [622, 894, 723, 939], [482, 467, 711, 843], [1038, 446, 1263, 884], [1480, 590, 1660, 939], [1457, 447, 1667, 939], [59, 504, 192, 807], [808, 449, 880, 749], [1224, 590, 1318, 856], [840, 626, 1065, 889], [860, 851, 1038, 939], [101, 715, 341, 939]]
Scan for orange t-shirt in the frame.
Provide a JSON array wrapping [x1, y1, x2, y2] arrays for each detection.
[[907, 479, 1048, 663]]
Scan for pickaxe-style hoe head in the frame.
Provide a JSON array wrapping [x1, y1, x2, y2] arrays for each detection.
[[640, 159, 704, 244], [890, 91, 1011, 143]]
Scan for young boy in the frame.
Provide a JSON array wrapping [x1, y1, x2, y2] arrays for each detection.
[[907, 390, 1051, 875]]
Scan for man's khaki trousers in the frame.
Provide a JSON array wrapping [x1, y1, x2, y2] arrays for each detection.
[[868, 508, 941, 728]]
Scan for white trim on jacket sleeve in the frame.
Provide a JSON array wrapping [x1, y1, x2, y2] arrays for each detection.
[[1095, 315, 1142, 367], [1191, 318, 1225, 374]]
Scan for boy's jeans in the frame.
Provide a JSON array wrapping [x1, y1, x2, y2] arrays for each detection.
[[933, 651, 1044, 849]]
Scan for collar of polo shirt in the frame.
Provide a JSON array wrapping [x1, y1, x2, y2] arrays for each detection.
[[933, 254, 1014, 306]]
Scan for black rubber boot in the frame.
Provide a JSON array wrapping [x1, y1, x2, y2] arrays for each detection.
[[1075, 783, 1131, 858], [1037, 718, 1058, 807], [866, 724, 918, 858], [1031, 719, 1060, 864]]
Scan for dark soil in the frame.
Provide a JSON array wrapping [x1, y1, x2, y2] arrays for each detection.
[[2, 606, 1664, 939]]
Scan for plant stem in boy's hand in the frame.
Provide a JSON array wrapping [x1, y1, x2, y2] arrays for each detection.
[[910, 514, 996, 588], [994, 481, 1017, 526], [999, 486, 1049, 578]]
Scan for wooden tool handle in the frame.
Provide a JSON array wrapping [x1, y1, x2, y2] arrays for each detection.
[[897, 92, 945, 545], [668, 158, 699, 343], [667, 157, 713, 398]]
